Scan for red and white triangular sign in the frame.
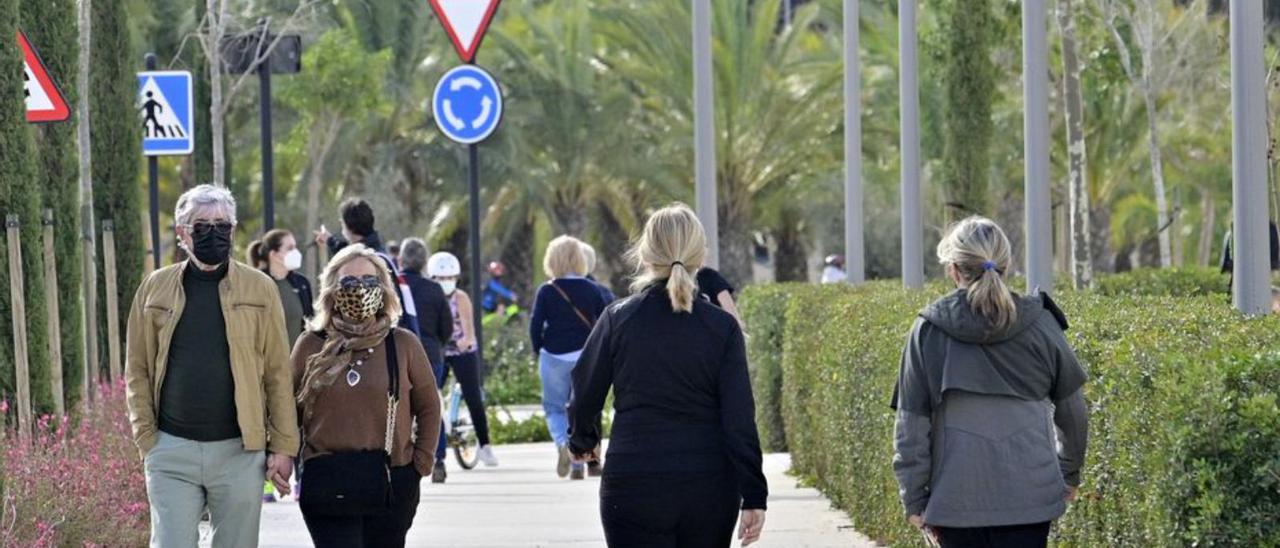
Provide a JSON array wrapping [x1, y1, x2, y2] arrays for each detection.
[[429, 0, 502, 63], [18, 30, 70, 123]]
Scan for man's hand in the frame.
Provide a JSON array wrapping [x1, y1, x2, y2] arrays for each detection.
[[459, 337, 477, 353], [570, 446, 599, 464], [1066, 485, 1079, 502], [313, 225, 331, 249], [738, 509, 765, 546], [267, 453, 294, 496]]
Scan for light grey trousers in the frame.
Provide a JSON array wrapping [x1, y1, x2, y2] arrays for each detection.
[[144, 431, 267, 548]]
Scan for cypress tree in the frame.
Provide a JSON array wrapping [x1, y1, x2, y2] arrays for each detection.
[[0, 0, 51, 411], [940, 0, 997, 221], [191, 0, 212, 186], [23, 0, 84, 408], [90, 0, 142, 377]]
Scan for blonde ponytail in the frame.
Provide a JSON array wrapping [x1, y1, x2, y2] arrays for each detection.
[[629, 204, 707, 313], [937, 216, 1017, 332]]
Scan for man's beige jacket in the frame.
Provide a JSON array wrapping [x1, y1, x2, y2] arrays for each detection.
[[125, 260, 300, 459]]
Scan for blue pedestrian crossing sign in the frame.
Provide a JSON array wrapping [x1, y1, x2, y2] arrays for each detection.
[[137, 71, 194, 156], [432, 65, 503, 145]]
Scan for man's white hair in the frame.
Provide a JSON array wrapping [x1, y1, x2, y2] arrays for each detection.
[[175, 184, 237, 226]]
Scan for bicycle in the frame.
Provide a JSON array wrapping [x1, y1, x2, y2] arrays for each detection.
[[442, 380, 480, 469]]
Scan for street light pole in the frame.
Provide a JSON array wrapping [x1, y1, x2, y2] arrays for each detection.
[[899, 0, 922, 289], [843, 0, 864, 284], [1023, 0, 1053, 294], [1230, 0, 1269, 315], [693, 0, 719, 269]]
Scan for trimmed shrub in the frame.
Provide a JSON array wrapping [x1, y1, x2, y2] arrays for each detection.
[[739, 284, 799, 452], [1096, 267, 1229, 297], [742, 283, 1280, 547], [482, 320, 542, 406]]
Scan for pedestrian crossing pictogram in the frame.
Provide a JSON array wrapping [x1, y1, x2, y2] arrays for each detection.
[[137, 71, 194, 156]]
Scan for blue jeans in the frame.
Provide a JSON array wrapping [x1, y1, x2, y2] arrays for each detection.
[[539, 350, 578, 447]]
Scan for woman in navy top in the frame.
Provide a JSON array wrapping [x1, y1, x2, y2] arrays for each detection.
[[570, 204, 767, 548], [530, 235, 609, 479]]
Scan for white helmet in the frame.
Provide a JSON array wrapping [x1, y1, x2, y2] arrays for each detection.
[[427, 252, 462, 277]]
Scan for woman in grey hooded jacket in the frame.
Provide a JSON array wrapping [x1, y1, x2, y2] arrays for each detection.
[[891, 217, 1089, 548]]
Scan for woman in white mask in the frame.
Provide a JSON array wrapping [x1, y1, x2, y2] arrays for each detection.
[[248, 229, 314, 350]]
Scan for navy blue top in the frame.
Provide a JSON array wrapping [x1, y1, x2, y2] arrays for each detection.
[[529, 278, 609, 355], [568, 284, 768, 510]]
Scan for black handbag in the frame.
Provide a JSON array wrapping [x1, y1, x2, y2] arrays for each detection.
[[300, 333, 401, 516]]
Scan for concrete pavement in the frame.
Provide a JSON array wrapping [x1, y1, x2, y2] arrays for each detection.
[[245, 442, 875, 548]]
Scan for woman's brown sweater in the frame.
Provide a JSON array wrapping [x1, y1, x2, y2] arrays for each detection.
[[292, 327, 441, 476]]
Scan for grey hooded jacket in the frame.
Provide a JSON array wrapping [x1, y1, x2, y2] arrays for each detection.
[[891, 289, 1089, 528]]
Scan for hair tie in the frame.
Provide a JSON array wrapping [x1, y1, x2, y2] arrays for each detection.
[[982, 261, 997, 272], [671, 261, 685, 268]]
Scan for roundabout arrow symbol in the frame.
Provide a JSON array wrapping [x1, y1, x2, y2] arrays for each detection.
[[442, 99, 466, 131], [473, 96, 493, 129]]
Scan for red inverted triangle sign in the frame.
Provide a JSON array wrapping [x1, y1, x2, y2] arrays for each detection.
[[429, 0, 502, 63], [18, 30, 70, 123]]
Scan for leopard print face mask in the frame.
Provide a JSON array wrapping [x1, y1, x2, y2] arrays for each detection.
[[333, 275, 385, 322]]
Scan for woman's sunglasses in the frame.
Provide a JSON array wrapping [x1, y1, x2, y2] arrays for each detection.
[[186, 221, 235, 237], [338, 275, 380, 291]]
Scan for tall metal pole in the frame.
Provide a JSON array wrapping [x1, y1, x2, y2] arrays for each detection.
[[145, 54, 161, 270], [693, 0, 719, 268], [899, 0, 923, 289], [1230, 0, 1269, 315], [1023, 0, 1053, 294], [843, 0, 864, 284], [468, 143, 485, 363], [258, 27, 276, 231]]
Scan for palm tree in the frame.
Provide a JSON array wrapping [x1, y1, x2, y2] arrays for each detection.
[[603, 0, 842, 286]]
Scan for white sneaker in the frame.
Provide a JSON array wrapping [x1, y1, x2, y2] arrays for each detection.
[[478, 445, 499, 467]]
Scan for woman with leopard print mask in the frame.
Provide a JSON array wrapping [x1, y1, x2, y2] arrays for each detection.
[[291, 244, 441, 548]]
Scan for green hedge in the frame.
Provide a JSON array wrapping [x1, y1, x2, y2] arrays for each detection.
[[742, 283, 1280, 547], [739, 284, 798, 452], [1095, 267, 1230, 297]]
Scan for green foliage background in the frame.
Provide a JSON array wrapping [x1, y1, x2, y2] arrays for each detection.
[[741, 277, 1280, 546]]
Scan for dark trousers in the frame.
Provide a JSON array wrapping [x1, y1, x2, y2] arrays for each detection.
[[435, 352, 491, 462], [935, 521, 1052, 548], [600, 472, 740, 548], [301, 465, 422, 548]]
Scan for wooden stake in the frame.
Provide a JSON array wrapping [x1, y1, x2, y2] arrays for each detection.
[[82, 225, 98, 403], [7, 215, 32, 438], [102, 220, 121, 383], [42, 210, 65, 416]]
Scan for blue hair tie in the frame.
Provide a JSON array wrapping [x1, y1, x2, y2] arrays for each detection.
[[982, 261, 997, 272]]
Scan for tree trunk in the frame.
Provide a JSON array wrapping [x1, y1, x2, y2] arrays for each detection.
[[77, 0, 98, 400], [1057, 0, 1093, 288], [718, 200, 754, 290], [303, 117, 341, 279], [498, 215, 535, 306], [1171, 189, 1184, 266], [595, 202, 632, 297], [1091, 205, 1114, 273], [1198, 192, 1216, 266], [550, 200, 587, 238], [772, 208, 810, 282], [1142, 85, 1172, 267], [207, 0, 226, 187]]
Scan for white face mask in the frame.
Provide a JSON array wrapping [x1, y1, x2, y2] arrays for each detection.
[[439, 280, 457, 295], [284, 249, 303, 271]]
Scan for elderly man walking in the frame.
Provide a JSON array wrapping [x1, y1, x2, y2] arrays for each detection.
[[125, 184, 299, 547]]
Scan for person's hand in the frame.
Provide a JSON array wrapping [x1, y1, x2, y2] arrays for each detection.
[[460, 337, 477, 353], [266, 453, 294, 496], [738, 509, 765, 546], [313, 225, 331, 248], [908, 514, 926, 529], [1066, 485, 1079, 502], [570, 446, 599, 464]]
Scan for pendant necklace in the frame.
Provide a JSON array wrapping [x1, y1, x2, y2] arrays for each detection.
[[346, 347, 375, 387]]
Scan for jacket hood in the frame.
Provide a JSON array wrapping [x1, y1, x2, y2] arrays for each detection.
[[920, 289, 1049, 344]]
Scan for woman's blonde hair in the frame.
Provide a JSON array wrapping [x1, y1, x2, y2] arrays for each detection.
[[581, 242, 598, 274], [628, 204, 706, 313], [544, 235, 588, 279], [937, 216, 1017, 332], [310, 244, 402, 331]]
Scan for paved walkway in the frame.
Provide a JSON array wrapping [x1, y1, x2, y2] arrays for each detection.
[[247, 442, 874, 547]]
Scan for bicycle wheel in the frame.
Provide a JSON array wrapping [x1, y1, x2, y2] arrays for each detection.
[[452, 417, 481, 470]]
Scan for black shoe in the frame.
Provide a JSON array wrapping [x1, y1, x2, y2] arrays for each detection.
[[432, 461, 447, 484]]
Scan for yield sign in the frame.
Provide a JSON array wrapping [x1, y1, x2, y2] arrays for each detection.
[[19, 30, 70, 123], [429, 0, 502, 63]]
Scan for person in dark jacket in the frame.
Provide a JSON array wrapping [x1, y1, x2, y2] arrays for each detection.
[[397, 238, 453, 370], [570, 204, 767, 548], [248, 229, 314, 348], [530, 235, 609, 480], [312, 198, 420, 338], [892, 216, 1089, 548]]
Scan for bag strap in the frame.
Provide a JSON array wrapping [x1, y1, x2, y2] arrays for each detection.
[[550, 281, 594, 330], [382, 332, 400, 458]]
